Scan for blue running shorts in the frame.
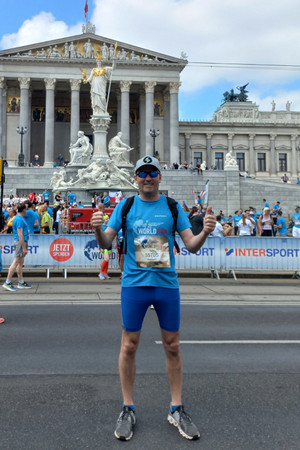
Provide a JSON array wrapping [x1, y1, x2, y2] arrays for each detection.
[[121, 286, 180, 332]]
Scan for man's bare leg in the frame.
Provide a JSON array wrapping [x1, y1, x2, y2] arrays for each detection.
[[161, 329, 182, 405], [118, 330, 141, 405]]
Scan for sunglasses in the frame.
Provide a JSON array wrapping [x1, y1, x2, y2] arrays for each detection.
[[136, 171, 160, 178]]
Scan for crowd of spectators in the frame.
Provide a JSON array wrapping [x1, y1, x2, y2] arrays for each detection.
[[0, 189, 127, 236], [183, 197, 299, 238], [1, 189, 299, 239]]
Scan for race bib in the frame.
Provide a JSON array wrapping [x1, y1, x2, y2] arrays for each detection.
[[135, 235, 171, 268]]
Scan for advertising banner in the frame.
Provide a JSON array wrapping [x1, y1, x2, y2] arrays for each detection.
[[0, 235, 299, 271]]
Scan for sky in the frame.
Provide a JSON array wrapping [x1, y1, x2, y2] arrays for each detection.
[[1, 0, 300, 121]]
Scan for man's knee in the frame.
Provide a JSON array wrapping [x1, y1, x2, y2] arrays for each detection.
[[121, 333, 140, 356], [162, 333, 181, 356]]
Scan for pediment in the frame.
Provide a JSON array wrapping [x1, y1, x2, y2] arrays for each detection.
[[0, 30, 186, 69], [211, 144, 228, 150], [190, 144, 206, 149], [233, 145, 249, 150]]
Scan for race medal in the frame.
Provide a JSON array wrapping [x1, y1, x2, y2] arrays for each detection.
[[135, 235, 171, 268]]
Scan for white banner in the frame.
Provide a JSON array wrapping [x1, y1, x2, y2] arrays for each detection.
[[0, 235, 299, 271]]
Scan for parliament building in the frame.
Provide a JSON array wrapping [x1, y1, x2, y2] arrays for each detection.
[[1, 22, 299, 180]]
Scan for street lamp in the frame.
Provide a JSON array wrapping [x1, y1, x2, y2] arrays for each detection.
[[16, 126, 28, 167], [149, 129, 160, 158]]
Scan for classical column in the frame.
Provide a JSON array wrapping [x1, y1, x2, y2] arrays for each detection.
[[116, 89, 121, 132], [139, 90, 146, 157], [70, 79, 81, 145], [2, 85, 7, 160], [0, 77, 4, 158], [270, 134, 276, 176], [206, 134, 213, 169], [145, 81, 156, 155], [169, 82, 180, 164], [120, 81, 132, 145], [291, 135, 298, 178], [27, 89, 32, 163], [228, 133, 234, 152], [163, 92, 170, 163], [248, 134, 255, 176], [18, 77, 31, 164], [185, 133, 191, 163], [44, 78, 56, 166]]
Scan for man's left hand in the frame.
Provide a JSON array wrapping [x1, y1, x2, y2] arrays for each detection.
[[203, 206, 216, 234]]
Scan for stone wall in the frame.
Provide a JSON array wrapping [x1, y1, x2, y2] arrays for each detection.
[[2, 167, 299, 217]]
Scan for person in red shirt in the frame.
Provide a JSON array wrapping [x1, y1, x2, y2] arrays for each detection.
[[28, 192, 37, 204]]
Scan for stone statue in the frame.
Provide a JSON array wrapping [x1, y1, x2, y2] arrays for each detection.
[[69, 42, 76, 59], [224, 150, 238, 168], [201, 161, 206, 171], [69, 131, 93, 165], [286, 101, 291, 112], [101, 43, 108, 60], [82, 59, 113, 115], [105, 159, 137, 188], [63, 43, 69, 58], [75, 160, 107, 185], [271, 100, 276, 112], [108, 132, 133, 165], [36, 48, 47, 58], [83, 39, 94, 59], [50, 169, 73, 190]]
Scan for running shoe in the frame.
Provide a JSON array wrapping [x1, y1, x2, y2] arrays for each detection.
[[114, 406, 136, 441], [98, 273, 105, 280], [2, 282, 18, 292], [168, 405, 200, 440], [0, 318, 5, 324], [104, 274, 111, 280], [17, 281, 32, 289]]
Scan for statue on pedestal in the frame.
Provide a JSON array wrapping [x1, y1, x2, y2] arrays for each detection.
[[69, 131, 93, 165], [81, 59, 113, 115], [224, 150, 238, 168], [50, 169, 74, 190], [108, 132, 133, 165]]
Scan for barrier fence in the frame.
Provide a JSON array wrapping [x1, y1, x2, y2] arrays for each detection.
[[0, 235, 299, 277]]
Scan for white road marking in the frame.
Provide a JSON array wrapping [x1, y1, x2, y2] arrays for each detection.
[[155, 340, 300, 345]]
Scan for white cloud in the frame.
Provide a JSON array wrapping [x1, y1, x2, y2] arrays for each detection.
[[2, 0, 300, 103], [0, 12, 81, 49]]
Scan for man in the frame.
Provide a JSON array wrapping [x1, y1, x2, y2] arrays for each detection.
[[274, 211, 288, 237], [2, 203, 32, 291], [42, 189, 50, 203], [91, 155, 216, 441], [40, 203, 53, 234], [24, 200, 39, 234], [292, 206, 300, 238]]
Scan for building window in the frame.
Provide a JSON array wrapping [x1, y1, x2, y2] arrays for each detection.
[[257, 153, 266, 171], [236, 153, 245, 171], [279, 153, 287, 172], [215, 152, 224, 170], [193, 152, 202, 166]]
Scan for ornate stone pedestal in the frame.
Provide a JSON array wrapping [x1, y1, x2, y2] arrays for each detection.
[[224, 166, 239, 171], [90, 114, 111, 161]]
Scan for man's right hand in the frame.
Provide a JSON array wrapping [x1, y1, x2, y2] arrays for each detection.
[[91, 211, 104, 229], [22, 247, 28, 256]]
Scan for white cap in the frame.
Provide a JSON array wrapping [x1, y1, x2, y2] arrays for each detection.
[[135, 155, 161, 173]]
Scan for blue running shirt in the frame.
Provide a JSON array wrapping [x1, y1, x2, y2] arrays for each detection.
[[108, 196, 191, 288]]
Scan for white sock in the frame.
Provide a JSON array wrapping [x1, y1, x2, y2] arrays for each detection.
[[6, 279, 11, 284]]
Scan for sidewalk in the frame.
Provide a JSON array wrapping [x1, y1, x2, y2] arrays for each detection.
[[1, 275, 300, 305]]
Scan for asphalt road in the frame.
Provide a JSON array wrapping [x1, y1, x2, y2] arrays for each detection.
[[0, 277, 300, 450]]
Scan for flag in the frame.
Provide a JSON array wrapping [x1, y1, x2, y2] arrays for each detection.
[[84, 0, 88, 19], [203, 180, 209, 206]]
